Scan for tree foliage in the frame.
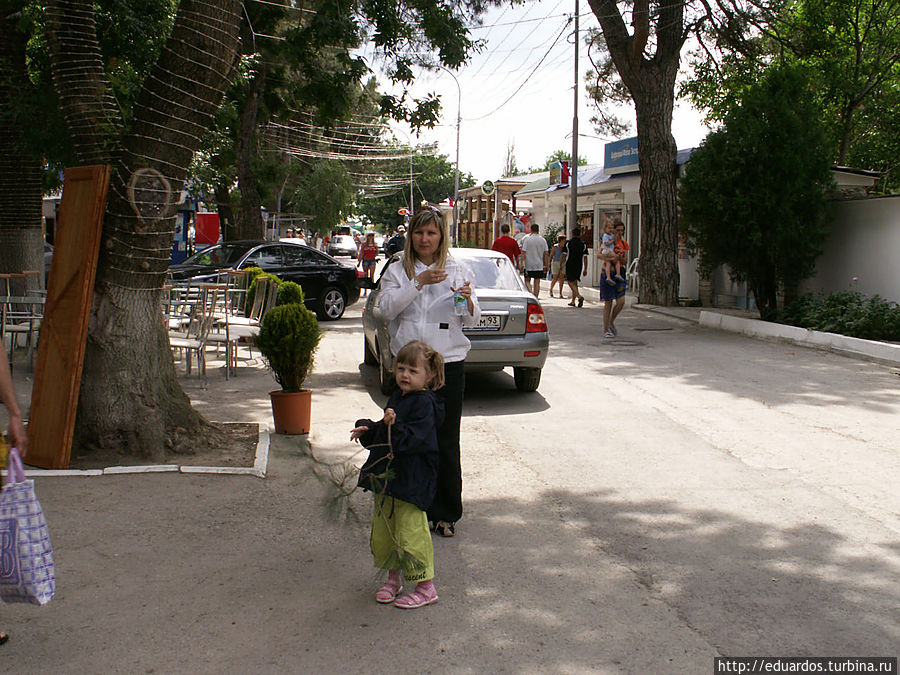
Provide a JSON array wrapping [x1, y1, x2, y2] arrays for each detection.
[[293, 160, 354, 233], [355, 146, 475, 231], [682, 0, 900, 189], [679, 67, 835, 321], [191, 0, 499, 239]]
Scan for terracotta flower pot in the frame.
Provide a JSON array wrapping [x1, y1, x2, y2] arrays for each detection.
[[269, 389, 312, 434]]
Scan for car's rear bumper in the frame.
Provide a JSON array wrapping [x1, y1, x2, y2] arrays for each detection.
[[464, 332, 549, 370]]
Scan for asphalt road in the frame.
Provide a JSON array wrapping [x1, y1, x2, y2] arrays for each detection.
[[3, 297, 898, 673]]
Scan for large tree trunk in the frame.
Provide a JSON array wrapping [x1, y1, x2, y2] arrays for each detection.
[[214, 183, 236, 240], [46, 0, 242, 460], [0, 9, 43, 292], [588, 0, 684, 306], [633, 79, 681, 306], [233, 68, 267, 240]]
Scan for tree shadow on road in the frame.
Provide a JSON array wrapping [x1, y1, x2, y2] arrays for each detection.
[[424, 488, 900, 671]]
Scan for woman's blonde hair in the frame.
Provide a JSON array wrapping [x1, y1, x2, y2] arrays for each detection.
[[402, 207, 449, 279], [394, 340, 445, 390]]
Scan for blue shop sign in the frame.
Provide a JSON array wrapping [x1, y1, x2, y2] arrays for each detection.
[[605, 137, 639, 174]]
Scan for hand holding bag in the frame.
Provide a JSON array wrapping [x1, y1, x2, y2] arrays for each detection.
[[0, 447, 55, 605]]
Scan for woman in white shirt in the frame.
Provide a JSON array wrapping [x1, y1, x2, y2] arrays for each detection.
[[378, 208, 481, 537]]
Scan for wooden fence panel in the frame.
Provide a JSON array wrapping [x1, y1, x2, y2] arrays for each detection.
[[27, 165, 109, 468]]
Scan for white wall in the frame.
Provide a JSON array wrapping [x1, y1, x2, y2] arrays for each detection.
[[800, 196, 900, 302]]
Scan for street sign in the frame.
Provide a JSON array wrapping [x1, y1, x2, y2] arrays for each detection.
[[481, 180, 495, 196], [398, 207, 409, 215]]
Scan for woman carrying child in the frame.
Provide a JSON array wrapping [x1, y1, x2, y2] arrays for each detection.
[[352, 341, 446, 609]]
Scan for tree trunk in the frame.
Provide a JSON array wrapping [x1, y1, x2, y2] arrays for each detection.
[[0, 10, 43, 292], [214, 183, 235, 241], [233, 68, 267, 240], [587, 0, 685, 306], [634, 89, 680, 306], [47, 0, 242, 459]]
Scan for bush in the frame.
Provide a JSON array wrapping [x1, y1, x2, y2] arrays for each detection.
[[246, 272, 281, 316], [782, 291, 900, 341], [277, 281, 305, 306], [254, 303, 322, 392]]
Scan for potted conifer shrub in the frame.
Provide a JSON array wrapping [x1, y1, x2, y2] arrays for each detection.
[[254, 301, 322, 434]]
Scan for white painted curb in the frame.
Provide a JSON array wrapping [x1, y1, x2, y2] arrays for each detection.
[[699, 311, 900, 365], [4, 426, 271, 480]]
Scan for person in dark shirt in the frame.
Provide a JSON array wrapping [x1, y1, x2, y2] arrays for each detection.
[[352, 340, 446, 609], [560, 227, 589, 308], [384, 225, 407, 256]]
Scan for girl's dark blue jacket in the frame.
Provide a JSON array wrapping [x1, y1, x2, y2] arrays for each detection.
[[355, 389, 445, 511]]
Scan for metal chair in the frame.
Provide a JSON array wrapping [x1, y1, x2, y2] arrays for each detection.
[[626, 257, 639, 295], [168, 284, 219, 385]]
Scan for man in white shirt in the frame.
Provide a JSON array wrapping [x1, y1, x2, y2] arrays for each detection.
[[519, 223, 549, 298]]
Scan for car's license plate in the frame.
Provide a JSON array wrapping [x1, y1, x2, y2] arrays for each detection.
[[470, 314, 501, 331]]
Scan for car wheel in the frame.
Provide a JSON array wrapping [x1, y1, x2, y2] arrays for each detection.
[[363, 335, 377, 365], [317, 286, 346, 321], [378, 347, 394, 395], [513, 367, 541, 392]]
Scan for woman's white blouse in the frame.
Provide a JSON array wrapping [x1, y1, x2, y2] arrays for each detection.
[[377, 255, 482, 363]]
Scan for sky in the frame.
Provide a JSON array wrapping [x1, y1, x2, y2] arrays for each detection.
[[362, 0, 711, 185]]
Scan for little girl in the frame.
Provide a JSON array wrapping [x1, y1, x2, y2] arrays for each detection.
[[351, 340, 446, 609]]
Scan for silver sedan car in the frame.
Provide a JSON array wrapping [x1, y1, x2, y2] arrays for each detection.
[[361, 248, 550, 393]]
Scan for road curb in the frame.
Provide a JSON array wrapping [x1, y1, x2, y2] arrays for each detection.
[[6, 426, 271, 480], [698, 311, 900, 366]]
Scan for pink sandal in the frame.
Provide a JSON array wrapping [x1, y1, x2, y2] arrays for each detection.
[[393, 587, 439, 609], [375, 579, 402, 604]]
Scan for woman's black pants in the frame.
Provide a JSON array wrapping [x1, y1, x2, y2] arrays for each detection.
[[427, 360, 465, 524]]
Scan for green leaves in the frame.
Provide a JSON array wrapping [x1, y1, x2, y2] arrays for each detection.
[[679, 66, 834, 320]]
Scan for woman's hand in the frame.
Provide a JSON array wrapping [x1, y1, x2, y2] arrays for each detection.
[[453, 281, 474, 315], [7, 414, 26, 457], [415, 268, 448, 287]]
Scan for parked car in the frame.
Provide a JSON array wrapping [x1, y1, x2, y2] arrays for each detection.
[[327, 234, 358, 259], [361, 248, 549, 393], [168, 240, 360, 320]]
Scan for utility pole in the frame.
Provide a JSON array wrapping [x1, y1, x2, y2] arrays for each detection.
[[570, 0, 579, 238]]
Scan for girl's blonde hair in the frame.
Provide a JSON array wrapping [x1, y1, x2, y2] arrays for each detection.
[[394, 340, 445, 390], [402, 207, 450, 280]]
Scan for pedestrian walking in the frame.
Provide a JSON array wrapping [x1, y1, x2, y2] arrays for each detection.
[[520, 223, 549, 298], [352, 341, 446, 609], [561, 227, 589, 307], [549, 233, 567, 298], [376, 207, 481, 538], [385, 225, 406, 256], [602, 221, 629, 336], [358, 232, 379, 294], [491, 223, 522, 267]]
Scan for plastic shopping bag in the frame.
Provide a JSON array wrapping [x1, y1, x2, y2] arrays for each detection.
[[0, 447, 55, 605]]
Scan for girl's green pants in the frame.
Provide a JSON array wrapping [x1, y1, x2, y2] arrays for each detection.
[[370, 495, 434, 583]]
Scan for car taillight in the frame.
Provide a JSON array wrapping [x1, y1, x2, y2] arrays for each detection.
[[525, 303, 547, 333]]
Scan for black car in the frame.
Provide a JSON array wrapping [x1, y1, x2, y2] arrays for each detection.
[[168, 240, 360, 320]]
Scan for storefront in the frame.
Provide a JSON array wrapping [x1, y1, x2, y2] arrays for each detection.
[[517, 164, 643, 289]]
